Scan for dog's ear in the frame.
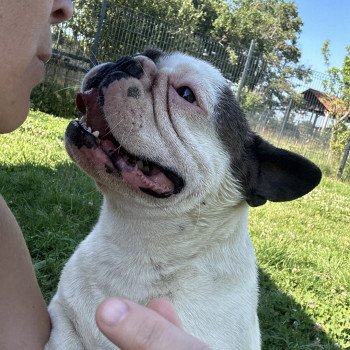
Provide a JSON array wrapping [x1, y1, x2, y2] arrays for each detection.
[[244, 135, 322, 207]]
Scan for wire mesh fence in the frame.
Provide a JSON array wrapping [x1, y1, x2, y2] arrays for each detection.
[[31, 3, 350, 180]]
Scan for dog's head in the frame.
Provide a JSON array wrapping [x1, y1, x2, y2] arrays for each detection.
[[65, 49, 321, 210]]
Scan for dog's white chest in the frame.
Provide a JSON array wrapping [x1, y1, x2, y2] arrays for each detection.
[[46, 201, 260, 350]]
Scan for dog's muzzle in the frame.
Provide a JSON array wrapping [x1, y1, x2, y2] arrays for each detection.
[[66, 57, 185, 198]]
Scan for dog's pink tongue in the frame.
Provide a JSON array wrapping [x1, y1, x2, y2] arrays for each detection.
[[101, 139, 174, 194], [119, 160, 174, 194], [76, 89, 110, 139], [77, 89, 175, 195]]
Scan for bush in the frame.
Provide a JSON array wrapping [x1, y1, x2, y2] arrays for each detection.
[[30, 82, 78, 119], [240, 87, 264, 114], [330, 122, 350, 157]]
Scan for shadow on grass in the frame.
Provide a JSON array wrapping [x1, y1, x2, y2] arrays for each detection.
[[0, 163, 340, 350], [258, 269, 339, 349], [0, 162, 101, 301]]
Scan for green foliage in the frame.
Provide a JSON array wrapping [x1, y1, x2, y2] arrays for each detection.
[[70, 0, 200, 44], [64, 0, 307, 101], [321, 41, 350, 111], [321, 41, 350, 156], [321, 40, 330, 67], [212, 0, 302, 61], [341, 46, 350, 101], [30, 82, 78, 119], [330, 122, 350, 157], [240, 86, 264, 113]]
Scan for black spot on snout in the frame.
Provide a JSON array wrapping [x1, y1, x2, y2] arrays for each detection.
[[127, 86, 141, 98]]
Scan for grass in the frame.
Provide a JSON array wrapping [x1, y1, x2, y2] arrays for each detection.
[[251, 186, 350, 349], [0, 111, 349, 349]]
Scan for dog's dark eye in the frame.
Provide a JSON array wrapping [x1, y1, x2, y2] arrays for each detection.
[[176, 86, 196, 103]]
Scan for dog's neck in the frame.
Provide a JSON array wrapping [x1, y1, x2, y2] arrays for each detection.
[[93, 173, 249, 263]]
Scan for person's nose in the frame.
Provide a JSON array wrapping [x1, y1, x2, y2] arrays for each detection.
[[50, 0, 73, 25]]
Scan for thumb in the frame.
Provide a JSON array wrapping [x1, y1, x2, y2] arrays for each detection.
[[146, 298, 182, 328], [95, 297, 211, 350]]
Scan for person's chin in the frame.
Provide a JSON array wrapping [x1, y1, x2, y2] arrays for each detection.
[[1, 57, 47, 133], [0, 96, 30, 134]]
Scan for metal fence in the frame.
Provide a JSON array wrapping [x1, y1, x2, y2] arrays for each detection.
[[32, 3, 350, 180]]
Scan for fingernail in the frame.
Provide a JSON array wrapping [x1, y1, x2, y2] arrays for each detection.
[[100, 298, 129, 326]]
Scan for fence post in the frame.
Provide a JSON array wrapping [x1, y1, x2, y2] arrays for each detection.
[[89, 0, 108, 67], [277, 99, 293, 144], [236, 39, 256, 103], [337, 137, 350, 179]]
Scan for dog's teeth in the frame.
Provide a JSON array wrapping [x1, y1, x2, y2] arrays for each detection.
[[136, 160, 150, 174], [75, 118, 79, 121], [142, 161, 150, 173], [87, 127, 92, 133], [92, 130, 100, 138]]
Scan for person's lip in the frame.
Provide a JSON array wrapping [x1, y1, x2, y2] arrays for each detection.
[[30, 54, 50, 85]]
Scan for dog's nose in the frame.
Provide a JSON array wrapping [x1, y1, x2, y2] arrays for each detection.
[[109, 56, 144, 79], [123, 59, 144, 79], [134, 55, 157, 78]]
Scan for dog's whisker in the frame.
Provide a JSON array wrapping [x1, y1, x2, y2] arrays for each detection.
[[138, 63, 150, 80], [118, 124, 134, 148]]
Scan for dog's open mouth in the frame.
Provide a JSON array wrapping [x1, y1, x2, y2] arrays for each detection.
[[66, 88, 184, 198]]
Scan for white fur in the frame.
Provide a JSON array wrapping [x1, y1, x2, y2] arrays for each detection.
[[46, 53, 261, 350]]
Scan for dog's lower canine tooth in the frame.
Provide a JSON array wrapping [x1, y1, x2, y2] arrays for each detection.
[[92, 131, 100, 138]]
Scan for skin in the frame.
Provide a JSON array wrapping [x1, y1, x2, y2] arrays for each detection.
[[0, 1, 210, 349]]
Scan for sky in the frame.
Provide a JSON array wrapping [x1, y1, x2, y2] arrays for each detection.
[[293, 0, 350, 73]]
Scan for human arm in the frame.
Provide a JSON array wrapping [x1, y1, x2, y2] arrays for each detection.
[[0, 196, 50, 350]]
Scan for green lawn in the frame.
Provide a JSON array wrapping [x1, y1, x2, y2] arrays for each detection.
[[0, 111, 349, 349]]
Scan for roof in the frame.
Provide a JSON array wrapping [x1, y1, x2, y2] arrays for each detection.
[[302, 88, 329, 115], [302, 88, 350, 120]]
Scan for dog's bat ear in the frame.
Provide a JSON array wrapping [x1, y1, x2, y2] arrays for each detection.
[[244, 135, 322, 207]]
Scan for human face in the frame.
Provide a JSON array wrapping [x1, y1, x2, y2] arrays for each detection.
[[0, 0, 73, 133]]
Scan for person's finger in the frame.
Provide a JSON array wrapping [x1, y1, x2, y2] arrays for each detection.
[[96, 297, 211, 350], [146, 298, 182, 328]]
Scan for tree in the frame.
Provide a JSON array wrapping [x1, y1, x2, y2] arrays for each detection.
[[54, 0, 308, 108], [321, 40, 350, 155], [197, 0, 310, 109]]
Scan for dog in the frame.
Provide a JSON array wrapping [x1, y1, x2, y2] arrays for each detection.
[[45, 49, 321, 350]]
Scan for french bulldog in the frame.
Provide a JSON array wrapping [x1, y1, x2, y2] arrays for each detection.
[[45, 49, 321, 350]]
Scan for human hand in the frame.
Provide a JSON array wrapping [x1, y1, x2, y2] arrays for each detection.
[[95, 297, 211, 350]]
